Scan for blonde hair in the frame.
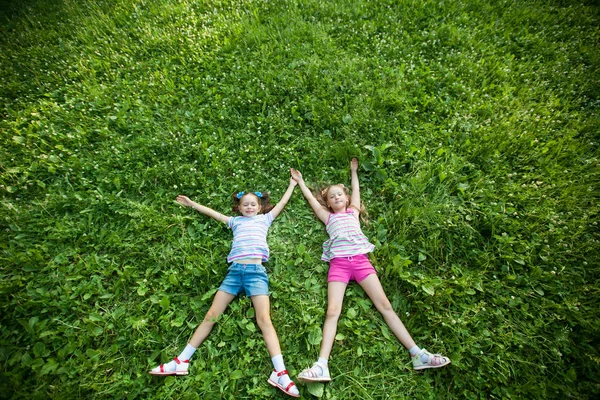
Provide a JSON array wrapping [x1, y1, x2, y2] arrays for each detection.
[[314, 184, 368, 223]]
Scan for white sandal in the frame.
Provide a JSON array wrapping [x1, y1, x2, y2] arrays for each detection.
[[297, 361, 331, 383], [412, 349, 451, 370], [267, 369, 300, 397], [149, 357, 190, 376]]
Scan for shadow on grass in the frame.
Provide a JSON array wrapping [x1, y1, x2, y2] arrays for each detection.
[[0, 0, 65, 27]]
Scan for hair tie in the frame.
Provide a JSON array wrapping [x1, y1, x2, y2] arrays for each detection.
[[237, 191, 263, 199]]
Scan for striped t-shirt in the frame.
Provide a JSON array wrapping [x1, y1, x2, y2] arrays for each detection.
[[321, 210, 375, 262], [227, 212, 274, 263]]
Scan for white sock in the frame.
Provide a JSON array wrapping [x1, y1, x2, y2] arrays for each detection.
[[178, 344, 197, 361], [410, 346, 431, 363], [318, 357, 328, 366], [409, 345, 421, 357], [271, 355, 299, 395], [272, 354, 286, 371]]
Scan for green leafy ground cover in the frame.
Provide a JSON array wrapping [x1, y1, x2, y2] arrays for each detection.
[[1, 0, 599, 398]]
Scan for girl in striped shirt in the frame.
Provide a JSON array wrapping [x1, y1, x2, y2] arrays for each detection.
[[291, 158, 450, 383], [149, 173, 300, 398]]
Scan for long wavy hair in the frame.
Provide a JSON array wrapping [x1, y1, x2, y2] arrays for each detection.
[[314, 184, 368, 223]]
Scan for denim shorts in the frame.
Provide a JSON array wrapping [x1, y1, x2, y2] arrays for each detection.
[[218, 263, 270, 297]]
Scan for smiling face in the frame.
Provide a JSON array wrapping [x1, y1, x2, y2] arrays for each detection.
[[326, 185, 349, 212], [239, 193, 261, 216]]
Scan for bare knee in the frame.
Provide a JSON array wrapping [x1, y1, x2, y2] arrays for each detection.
[[374, 298, 393, 314], [256, 314, 273, 331], [203, 309, 221, 324], [326, 305, 342, 321]]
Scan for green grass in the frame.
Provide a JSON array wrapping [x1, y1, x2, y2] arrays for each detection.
[[1, 0, 599, 398]]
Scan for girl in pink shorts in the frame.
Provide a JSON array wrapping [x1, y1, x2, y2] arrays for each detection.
[[328, 253, 376, 283], [291, 159, 451, 383]]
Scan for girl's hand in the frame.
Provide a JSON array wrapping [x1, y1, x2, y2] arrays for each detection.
[[176, 195, 193, 207], [290, 168, 304, 183], [350, 157, 359, 172]]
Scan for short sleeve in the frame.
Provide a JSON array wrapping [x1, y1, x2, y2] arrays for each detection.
[[265, 211, 274, 226], [227, 216, 236, 229]]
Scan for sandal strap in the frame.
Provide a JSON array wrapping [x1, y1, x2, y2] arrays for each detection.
[[285, 382, 296, 391], [312, 361, 325, 374], [275, 369, 289, 377], [427, 354, 445, 365], [301, 362, 325, 378], [174, 357, 181, 365]]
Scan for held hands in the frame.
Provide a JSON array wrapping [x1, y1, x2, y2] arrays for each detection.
[[350, 157, 359, 172], [175, 195, 194, 207], [289, 169, 298, 187], [290, 168, 304, 184]]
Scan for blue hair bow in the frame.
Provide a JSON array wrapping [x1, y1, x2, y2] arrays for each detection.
[[236, 191, 263, 199]]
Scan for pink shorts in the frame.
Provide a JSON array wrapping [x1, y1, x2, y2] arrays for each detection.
[[328, 254, 377, 283]]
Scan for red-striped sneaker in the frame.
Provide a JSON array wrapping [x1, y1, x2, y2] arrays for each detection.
[[149, 357, 189, 376]]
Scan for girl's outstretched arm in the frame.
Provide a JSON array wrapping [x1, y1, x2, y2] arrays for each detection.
[[290, 168, 330, 224], [349, 157, 361, 211], [176, 195, 230, 224], [270, 174, 297, 219]]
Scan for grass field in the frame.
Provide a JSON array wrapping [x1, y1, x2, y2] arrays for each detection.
[[1, 0, 599, 398]]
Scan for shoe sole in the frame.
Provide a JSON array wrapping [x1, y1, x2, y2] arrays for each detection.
[[267, 379, 300, 398], [149, 371, 189, 376], [414, 360, 451, 370], [297, 376, 331, 383]]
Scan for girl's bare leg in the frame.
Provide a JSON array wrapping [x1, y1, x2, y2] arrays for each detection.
[[188, 290, 236, 348], [319, 281, 348, 359], [250, 294, 281, 356], [358, 274, 417, 350], [251, 295, 300, 396]]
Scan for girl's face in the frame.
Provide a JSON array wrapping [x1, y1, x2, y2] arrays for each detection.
[[326, 185, 348, 212], [239, 194, 261, 216]]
